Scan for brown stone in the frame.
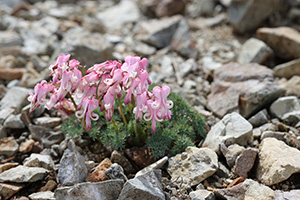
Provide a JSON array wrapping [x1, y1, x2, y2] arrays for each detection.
[[19, 139, 35, 153], [86, 158, 112, 182], [227, 177, 246, 188], [110, 150, 136, 175], [39, 180, 57, 192], [257, 27, 300, 59], [0, 68, 26, 81], [233, 148, 258, 178], [125, 147, 154, 169], [0, 183, 24, 200], [156, 0, 186, 17], [0, 163, 18, 173], [0, 137, 19, 157]]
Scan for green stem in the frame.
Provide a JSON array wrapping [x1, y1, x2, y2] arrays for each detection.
[[111, 118, 119, 132], [117, 97, 127, 126]]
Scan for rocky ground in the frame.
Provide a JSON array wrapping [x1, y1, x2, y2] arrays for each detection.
[[1, 0, 300, 199]]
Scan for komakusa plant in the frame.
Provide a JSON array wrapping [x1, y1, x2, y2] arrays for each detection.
[[28, 54, 206, 159]]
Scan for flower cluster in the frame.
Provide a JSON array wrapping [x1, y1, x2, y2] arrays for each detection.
[[28, 54, 173, 132]]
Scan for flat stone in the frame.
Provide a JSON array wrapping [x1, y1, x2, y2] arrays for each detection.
[[0, 68, 26, 81], [0, 86, 32, 113], [215, 179, 275, 200], [260, 131, 285, 141], [257, 27, 300, 59], [186, 0, 216, 17], [256, 138, 300, 185], [51, 27, 113, 67], [23, 153, 55, 170], [278, 76, 300, 97], [168, 147, 218, 187], [220, 143, 245, 168], [0, 163, 18, 173], [0, 137, 19, 157], [0, 31, 22, 47], [86, 158, 112, 182], [28, 191, 55, 200], [274, 59, 300, 79], [118, 170, 164, 200], [203, 112, 252, 154], [0, 183, 24, 200], [58, 140, 88, 186], [155, 0, 186, 17], [54, 180, 124, 200], [233, 148, 258, 178], [228, 0, 280, 33], [275, 189, 300, 200], [238, 38, 273, 64], [39, 180, 57, 192], [3, 114, 25, 129], [248, 109, 269, 128], [19, 139, 35, 153], [33, 117, 61, 128], [0, 108, 14, 125], [207, 63, 283, 118], [141, 15, 182, 48], [270, 96, 300, 120], [97, 0, 140, 31], [0, 166, 48, 183], [135, 156, 168, 177], [189, 189, 215, 200]]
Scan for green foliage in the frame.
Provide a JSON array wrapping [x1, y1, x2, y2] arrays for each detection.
[[61, 84, 206, 160]]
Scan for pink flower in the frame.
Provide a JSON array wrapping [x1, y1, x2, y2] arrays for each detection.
[[28, 80, 56, 112], [133, 91, 148, 121], [101, 92, 115, 121], [50, 54, 71, 84], [75, 97, 99, 130]]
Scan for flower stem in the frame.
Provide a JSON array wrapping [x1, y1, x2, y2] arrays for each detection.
[[111, 118, 119, 132], [117, 97, 127, 126]]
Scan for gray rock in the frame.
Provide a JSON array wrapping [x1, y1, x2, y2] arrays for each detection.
[[133, 41, 156, 56], [155, 0, 186, 18], [203, 112, 252, 154], [274, 59, 300, 79], [118, 170, 164, 200], [215, 162, 232, 178], [141, 15, 182, 48], [228, 0, 280, 33], [288, 8, 300, 23], [57, 140, 88, 186], [168, 147, 218, 187], [233, 148, 258, 178], [0, 183, 24, 200], [3, 114, 25, 129], [186, 0, 216, 17], [207, 63, 283, 118], [215, 179, 275, 200], [0, 107, 14, 125], [238, 38, 273, 64], [257, 27, 300, 59], [256, 138, 300, 185], [278, 76, 300, 97], [260, 131, 285, 141], [51, 27, 113, 67], [55, 180, 124, 200], [33, 117, 61, 128], [0, 166, 48, 183], [135, 156, 168, 177], [23, 153, 55, 170], [248, 109, 269, 128], [0, 86, 32, 113], [170, 18, 197, 59], [275, 189, 300, 200], [270, 96, 300, 121], [0, 137, 19, 157], [29, 191, 55, 200], [105, 163, 127, 181], [28, 124, 64, 148], [220, 143, 245, 168], [96, 0, 140, 31], [189, 189, 215, 200], [0, 31, 22, 47], [82, 16, 106, 33], [110, 150, 136, 175]]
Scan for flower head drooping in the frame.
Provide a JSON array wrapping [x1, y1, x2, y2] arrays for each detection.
[[75, 97, 99, 130]]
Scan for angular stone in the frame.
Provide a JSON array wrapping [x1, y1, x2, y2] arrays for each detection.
[[275, 189, 300, 200], [233, 148, 258, 178], [274, 59, 300, 79], [33, 117, 61, 128], [278, 76, 300, 97], [118, 170, 164, 200], [19, 139, 35, 153], [54, 180, 124, 200], [215, 179, 275, 200], [207, 63, 283, 118], [203, 112, 252, 154], [141, 15, 182, 48], [39, 180, 57, 192], [0, 163, 18, 173], [0, 137, 19, 157], [3, 114, 25, 129], [238, 38, 273, 64], [51, 27, 113, 67], [260, 131, 285, 141], [0, 166, 48, 183], [58, 140, 88, 186], [189, 189, 215, 200], [96, 0, 140, 31], [228, 0, 280, 33], [86, 158, 112, 182], [257, 27, 300, 59], [105, 163, 127, 182], [0, 68, 26, 81], [270, 96, 300, 120], [0, 86, 32, 113], [110, 150, 136, 175], [23, 153, 55, 170], [220, 143, 245, 168], [186, 0, 216, 17], [135, 156, 168, 177], [168, 147, 218, 187], [0, 31, 22, 47], [0, 108, 14, 125], [28, 191, 55, 200], [257, 138, 300, 185], [155, 0, 186, 17], [0, 183, 24, 200]]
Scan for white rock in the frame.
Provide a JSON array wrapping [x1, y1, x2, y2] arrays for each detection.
[[29, 191, 55, 200], [189, 189, 215, 200], [0, 166, 48, 183], [23, 153, 55, 170], [270, 96, 300, 119]]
